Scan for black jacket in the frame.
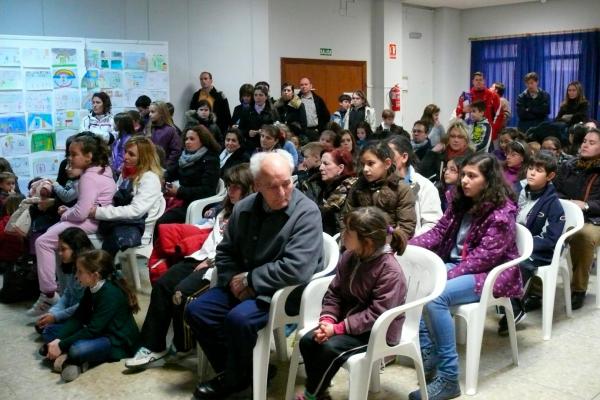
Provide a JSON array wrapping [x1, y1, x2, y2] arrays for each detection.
[[165, 151, 220, 205], [555, 100, 589, 127], [238, 105, 279, 153], [555, 157, 600, 223], [275, 96, 307, 132], [516, 88, 551, 131], [302, 91, 330, 131], [220, 147, 250, 176], [189, 87, 232, 134]]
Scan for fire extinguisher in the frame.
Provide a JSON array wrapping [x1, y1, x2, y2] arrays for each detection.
[[389, 84, 401, 112]]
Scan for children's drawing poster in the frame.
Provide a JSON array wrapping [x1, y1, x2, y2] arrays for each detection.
[[85, 49, 100, 69], [5, 155, 29, 178], [30, 151, 61, 176], [0, 69, 23, 90], [148, 54, 168, 72], [0, 47, 21, 67], [124, 71, 146, 90], [102, 88, 124, 108], [124, 52, 147, 70], [98, 70, 123, 89], [25, 91, 53, 113], [27, 113, 53, 132], [110, 51, 123, 69], [55, 110, 81, 129], [0, 92, 25, 114], [81, 89, 94, 110], [31, 132, 56, 152], [22, 48, 52, 68], [0, 134, 29, 157], [146, 72, 168, 90], [82, 69, 99, 89], [0, 114, 27, 134], [24, 69, 53, 90], [51, 48, 77, 67], [54, 88, 80, 110], [53, 67, 78, 89]]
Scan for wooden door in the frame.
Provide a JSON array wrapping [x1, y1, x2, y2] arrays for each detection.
[[281, 58, 367, 116]]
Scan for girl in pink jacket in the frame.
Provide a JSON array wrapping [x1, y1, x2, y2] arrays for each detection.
[[28, 135, 116, 317]]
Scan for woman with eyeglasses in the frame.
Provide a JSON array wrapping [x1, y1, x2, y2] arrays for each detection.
[[420, 120, 474, 183], [343, 90, 377, 134], [541, 136, 573, 165]]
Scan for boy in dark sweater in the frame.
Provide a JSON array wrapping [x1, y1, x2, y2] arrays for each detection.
[[469, 100, 491, 152]]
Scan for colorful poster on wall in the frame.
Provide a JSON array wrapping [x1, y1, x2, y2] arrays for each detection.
[[0, 69, 23, 90], [148, 54, 168, 72], [31, 132, 56, 152], [98, 70, 123, 89], [25, 91, 53, 113], [0, 114, 27, 134], [24, 69, 53, 90], [124, 52, 147, 70], [0, 47, 21, 67], [54, 88, 81, 110], [124, 71, 146, 90], [51, 48, 77, 67], [110, 51, 123, 69], [0, 92, 24, 114], [27, 113, 53, 132], [56, 110, 81, 129], [81, 89, 94, 110], [5, 155, 29, 177], [85, 49, 100, 69], [82, 69, 99, 89], [53, 67, 79, 89], [30, 151, 61, 176], [22, 48, 52, 68], [0, 134, 29, 157]]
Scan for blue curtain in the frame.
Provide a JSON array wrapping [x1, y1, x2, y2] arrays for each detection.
[[471, 31, 600, 127]]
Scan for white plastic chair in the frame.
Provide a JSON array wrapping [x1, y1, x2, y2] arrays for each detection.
[[534, 199, 584, 340], [594, 251, 600, 309], [185, 179, 226, 224], [285, 245, 447, 400], [453, 224, 533, 395], [252, 232, 339, 400]]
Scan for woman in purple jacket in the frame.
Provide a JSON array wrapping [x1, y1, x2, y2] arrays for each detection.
[[297, 207, 407, 400], [408, 153, 520, 400]]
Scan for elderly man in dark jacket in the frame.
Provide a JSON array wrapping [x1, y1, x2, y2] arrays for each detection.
[[185, 150, 324, 399]]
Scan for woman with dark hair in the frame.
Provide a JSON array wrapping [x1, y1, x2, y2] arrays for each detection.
[[408, 153, 520, 400], [275, 82, 307, 134], [80, 92, 116, 143], [344, 90, 377, 133], [565, 123, 588, 156], [238, 85, 279, 154], [154, 125, 221, 231], [541, 136, 573, 165], [420, 104, 445, 146], [231, 84, 254, 128], [555, 81, 589, 127], [301, 148, 357, 235], [387, 135, 442, 234], [124, 163, 254, 369], [554, 128, 600, 310], [111, 112, 136, 175], [503, 139, 530, 194], [220, 128, 249, 176]]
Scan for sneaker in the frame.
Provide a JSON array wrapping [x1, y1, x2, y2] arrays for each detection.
[[53, 354, 68, 373], [522, 295, 542, 312], [61, 362, 89, 382], [124, 347, 169, 369], [26, 293, 60, 317], [408, 375, 461, 400], [422, 347, 438, 383], [498, 309, 527, 337]]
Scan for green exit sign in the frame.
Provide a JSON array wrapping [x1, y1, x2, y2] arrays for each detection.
[[320, 48, 332, 56]]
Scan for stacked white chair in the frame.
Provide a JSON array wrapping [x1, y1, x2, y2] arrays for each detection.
[[185, 179, 226, 224]]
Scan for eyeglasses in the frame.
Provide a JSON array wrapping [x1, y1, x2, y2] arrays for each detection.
[[412, 129, 425, 133]]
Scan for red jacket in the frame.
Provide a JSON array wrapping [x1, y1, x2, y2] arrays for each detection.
[[456, 87, 505, 140]]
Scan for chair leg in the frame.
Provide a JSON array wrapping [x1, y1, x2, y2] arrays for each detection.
[[464, 313, 485, 396], [347, 359, 370, 400], [273, 327, 289, 362], [503, 300, 519, 366], [253, 328, 270, 400], [285, 337, 301, 400], [560, 266, 572, 317], [594, 256, 600, 309], [126, 250, 142, 292], [540, 271, 557, 341], [369, 360, 381, 393], [406, 344, 429, 400]]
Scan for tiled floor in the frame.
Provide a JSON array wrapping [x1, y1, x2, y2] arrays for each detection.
[[1, 272, 599, 400]]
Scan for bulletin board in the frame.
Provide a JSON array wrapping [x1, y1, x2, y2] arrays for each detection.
[[0, 34, 169, 188]]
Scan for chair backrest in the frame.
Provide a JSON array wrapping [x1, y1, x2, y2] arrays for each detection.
[[394, 245, 447, 341], [313, 233, 340, 279], [185, 179, 227, 224], [550, 199, 584, 266]]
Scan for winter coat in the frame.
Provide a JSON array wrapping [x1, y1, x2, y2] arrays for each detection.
[[275, 95, 307, 131], [410, 199, 522, 298], [420, 147, 474, 183], [516, 88, 551, 132], [412, 139, 432, 161], [301, 173, 357, 236], [555, 100, 589, 127], [183, 111, 222, 143], [517, 183, 565, 265], [469, 117, 491, 152], [344, 106, 377, 133], [301, 91, 330, 131], [555, 157, 600, 223], [111, 133, 132, 173], [372, 124, 410, 141], [189, 86, 232, 134], [238, 105, 278, 153], [61, 166, 116, 223], [149, 124, 182, 169], [165, 150, 220, 206], [404, 166, 443, 234], [344, 172, 417, 253], [80, 112, 115, 143], [220, 147, 250, 176], [320, 249, 407, 345]]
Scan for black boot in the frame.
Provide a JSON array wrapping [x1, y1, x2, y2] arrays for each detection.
[[571, 291, 586, 310]]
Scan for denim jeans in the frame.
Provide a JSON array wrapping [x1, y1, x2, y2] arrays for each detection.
[[67, 337, 112, 365], [42, 323, 64, 344], [419, 263, 480, 379]]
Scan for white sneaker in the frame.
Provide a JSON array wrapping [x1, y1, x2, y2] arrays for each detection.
[[124, 347, 169, 369], [26, 293, 60, 316]]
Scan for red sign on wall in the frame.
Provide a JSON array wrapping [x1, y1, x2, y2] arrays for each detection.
[[388, 43, 397, 59]]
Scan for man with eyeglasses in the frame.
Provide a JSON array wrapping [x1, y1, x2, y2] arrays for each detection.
[[411, 120, 432, 161]]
